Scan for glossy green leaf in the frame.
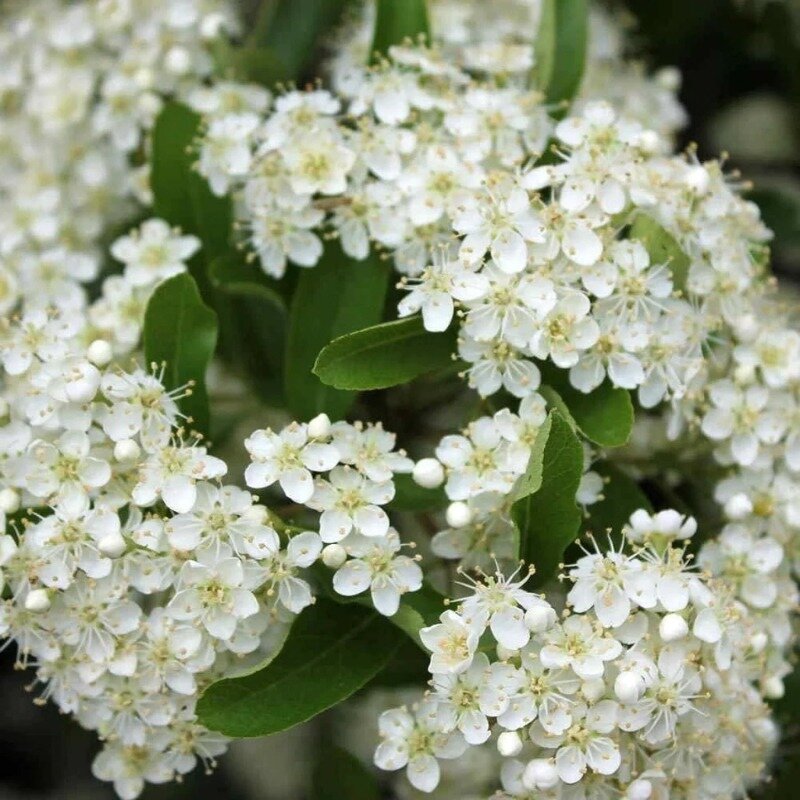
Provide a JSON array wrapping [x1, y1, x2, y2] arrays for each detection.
[[371, 0, 431, 60], [389, 473, 447, 512], [534, 0, 588, 106], [313, 316, 456, 391], [629, 213, 691, 291], [196, 600, 402, 737], [312, 744, 380, 800], [539, 363, 634, 448], [150, 102, 232, 268], [512, 411, 584, 586], [143, 273, 218, 435], [582, 462, 653, 539], [285, 244, 390, 420]]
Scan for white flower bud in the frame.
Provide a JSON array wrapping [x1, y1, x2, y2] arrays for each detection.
[[659, 613, 689, 642], [242, 504, 269, 525], [627, 779, 653, 800], [763, 676, 785, 699], [615, 671, 644, 704], [496, 643, 518, 661], [525, 603, 556, 633], [656, 66, 681, 91], [307, 413, 331, 440], [114, 439, 141, 462], [200, 12, 227, 39], [733, 363, 756, 385], [581, 677, 606, 703], [497, 731, 523, 757], [87, 339, 113, 367], [165, 46, 191, 75], [0, 488, 20, 515], [637, 130, 661, 154], [724, 492, 753, 520], [321, 544, 347, 569], [684, 165, 710, 196], [98, 530, 127, 558], [133, 67, 154, 89], [522, 759, 560, 791], [25, 589, 51, 613], [750, 631, 768, 654], [445, 501, 472, 528], [412, 458, 445, 489]]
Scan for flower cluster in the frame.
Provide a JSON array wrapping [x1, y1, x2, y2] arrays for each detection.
[[376, 516, 777, 798]]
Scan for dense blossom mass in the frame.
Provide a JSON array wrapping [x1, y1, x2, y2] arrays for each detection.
[[0, 0, 798, 799]]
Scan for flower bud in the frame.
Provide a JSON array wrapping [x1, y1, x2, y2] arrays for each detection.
[[750, 631, 768, 654], [0, 488, 20, 515], [98, 531, 127, 558], [522, 759, 559, 791], [724, 492, 753, 520], [684, 165, 710, 196], [497, 731, 523, 758], [25, 589, 51, 613], [496, 643, 518, 661], [581, 677, 606, 703], [87, 339, 113, 367], [445, 501, 472, 529], [656, 66, 681, 91], [763, 676, 785, 699], [322, 544, 347, 569], [114, 439, 141, 462], [165, 46, 191, 75], [615, 671, 644, 704], [637, 130, 661, 154], [412, 458, 445, 489], [525, 603, 556, 633], [627, 779, 653, 800], [307, 413, 331, 440], [659, 613, 688, 642]]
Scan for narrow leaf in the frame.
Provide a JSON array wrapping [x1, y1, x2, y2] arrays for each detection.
[[143, 273, 218, 435], [539, 363, 634, 447], [196, 600, 402, 737], [314, 316, 456, 391], [371, 0, 431, 60], [511, 411, 584, 586], [629, 213, 691, 291], [285, 244, 390, 419], [534, 0, 588, 106]]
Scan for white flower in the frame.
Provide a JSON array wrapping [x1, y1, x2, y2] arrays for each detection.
[[452, 183, 545, 273], [244, 422, 340, 503], [110, 219, 199, 288], [374, 701, 467, 793], [132, 443, 227, 513], [539, 615, 622, 679], [420, 610, 481, 675], [330, 422, 413, 483], [530, 292, 601, 369], [307, 466, 393, 542], [262, 531, 322, 613], [198, 112, 259, 195], [168, 544, 260, 640], [282, 128, 356, 196], [332, 530, 422, 615], [398, 255, 488, 332], [249, 204, 324, 278], [625, 509, 697, 547]]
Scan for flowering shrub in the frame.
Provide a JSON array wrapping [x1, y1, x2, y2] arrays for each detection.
[[0, 0, 797, 798]]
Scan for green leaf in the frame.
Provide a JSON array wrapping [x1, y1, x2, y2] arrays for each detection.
[[511, 411, 584, 586], [539, 363, 634, 448], [312, 745, 380, 800], [143, 273, 218, 436], [285, 243, 391, 420], [313, 316, 456, 391], [150, 102, 232, 268], [389, 473, 447, 512], [371, 0, 431, 60], [629, 213, 691, 292], [582, 462, 652, 539], [534, 0, 588, 106], [196, 599, 402, 737]]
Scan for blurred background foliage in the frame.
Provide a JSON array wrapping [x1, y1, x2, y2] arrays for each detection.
[[2, 0, 799, 797]]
